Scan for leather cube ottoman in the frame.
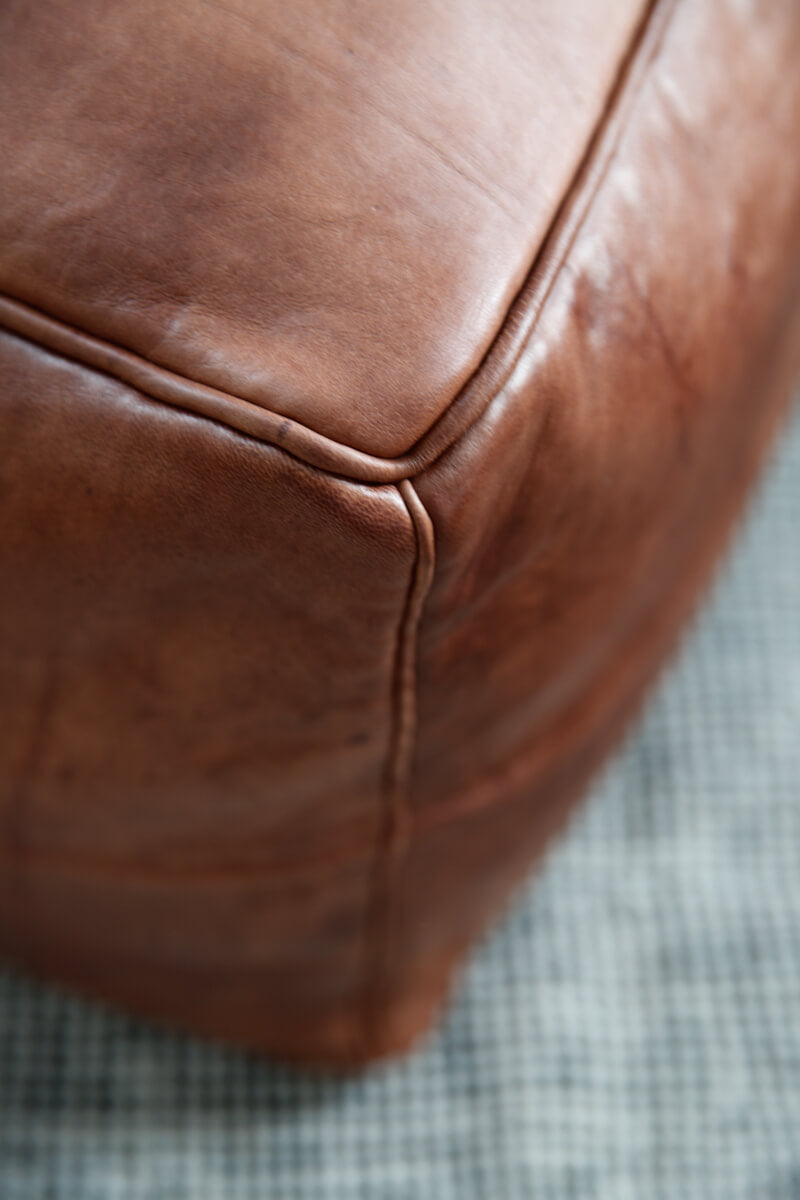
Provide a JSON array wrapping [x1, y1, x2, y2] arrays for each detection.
[[1, 0, 799, 1067]]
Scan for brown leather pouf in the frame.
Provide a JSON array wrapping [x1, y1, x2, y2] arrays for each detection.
[[1, 0, 799, 1067]]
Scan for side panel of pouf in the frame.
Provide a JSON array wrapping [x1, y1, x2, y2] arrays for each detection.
[[373, 0, 800, 1034], [0, 329, 417, 1062]]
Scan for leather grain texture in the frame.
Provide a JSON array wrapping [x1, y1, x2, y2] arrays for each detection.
[[0, 0, 799, 1065]]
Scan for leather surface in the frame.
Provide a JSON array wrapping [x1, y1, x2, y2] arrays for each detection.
[[0, 333, 416, 874], [0, 0, 644, 458], [1, 0, 799, 1065]]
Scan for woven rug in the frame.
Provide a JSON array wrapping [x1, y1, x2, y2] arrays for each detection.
[[2, 403, 799, 1200]]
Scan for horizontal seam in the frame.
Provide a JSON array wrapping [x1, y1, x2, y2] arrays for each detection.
[[0, 0, 673, 486], [0, 294, 394, 485]]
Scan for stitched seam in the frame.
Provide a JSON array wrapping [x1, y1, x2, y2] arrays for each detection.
[[0, 0, 673, 486], [411, 0, 676, 469], [360, 479, 434, 1055], [0, 296, 394, 483]]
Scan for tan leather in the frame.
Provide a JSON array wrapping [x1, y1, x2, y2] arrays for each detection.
[[0, 0, 645, 459], [1, 0, 799, 1066]]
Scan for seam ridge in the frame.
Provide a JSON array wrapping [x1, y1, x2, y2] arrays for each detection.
[[0, 0, 674, 486], [360, 479, 434, 1055], [0, 294, 394, 483], [405, 0, 675, 474]]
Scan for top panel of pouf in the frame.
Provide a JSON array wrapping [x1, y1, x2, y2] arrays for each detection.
[[0, 0, 644, 457]]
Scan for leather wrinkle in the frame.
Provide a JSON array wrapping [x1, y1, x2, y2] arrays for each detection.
[[0, 0, 671, 487]]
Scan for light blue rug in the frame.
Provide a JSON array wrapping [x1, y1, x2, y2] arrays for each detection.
[[2, 404, 799, 1200]]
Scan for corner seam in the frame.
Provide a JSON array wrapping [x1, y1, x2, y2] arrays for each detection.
[[359, 478, 435, 1056]]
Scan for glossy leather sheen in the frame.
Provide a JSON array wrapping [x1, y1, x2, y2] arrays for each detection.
[[0, 0, 799, 1066]]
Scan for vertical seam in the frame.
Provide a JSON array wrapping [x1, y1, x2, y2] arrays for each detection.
[[360, 479, 435, 1055]]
